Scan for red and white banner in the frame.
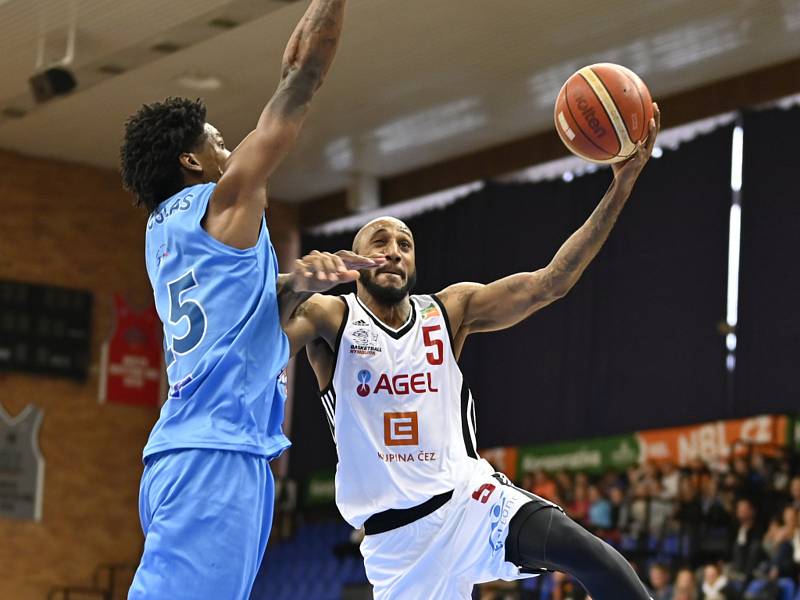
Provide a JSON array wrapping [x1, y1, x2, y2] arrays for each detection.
[[99, 295, 163, 407], [637, 415, 790, 467]]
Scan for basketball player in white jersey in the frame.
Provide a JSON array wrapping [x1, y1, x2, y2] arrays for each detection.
[[283, 105, 660, 599]]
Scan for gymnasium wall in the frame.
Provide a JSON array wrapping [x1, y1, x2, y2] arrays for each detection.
[[0, 149, 154, 600], [0, 149, 298, 599]]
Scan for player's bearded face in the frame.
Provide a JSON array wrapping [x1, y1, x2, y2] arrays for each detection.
[[360, 265, 417, 305]]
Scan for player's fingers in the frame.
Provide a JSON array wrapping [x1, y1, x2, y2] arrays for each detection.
[[308, 256, 329, 281], [349, 258, 386, 270], [336, 251, 386, 269], [325, 252, 349, 274], [295, 259, 313, 278], [320, 253, 342, 281], [338, 270, 361, 282], [644, 107, 659, 154], [302, 251, 327, 278]]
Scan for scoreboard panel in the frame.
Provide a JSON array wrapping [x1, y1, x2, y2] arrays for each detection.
[[0, 280, 92, 381]]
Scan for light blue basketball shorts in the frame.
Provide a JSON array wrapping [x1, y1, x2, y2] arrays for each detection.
[[128, 448, 274, 600]]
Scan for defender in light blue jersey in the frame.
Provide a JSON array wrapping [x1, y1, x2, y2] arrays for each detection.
[[143, 181, 290, 458], [118, 2, 380, 598]]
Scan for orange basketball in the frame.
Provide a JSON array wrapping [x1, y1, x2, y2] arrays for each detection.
[[554, 63, 654, 164]]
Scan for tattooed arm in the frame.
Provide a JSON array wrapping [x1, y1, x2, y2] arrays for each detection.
[[277, 250, 384, 328], [439, 105, 660, 349], [207, 0, 347, 249]]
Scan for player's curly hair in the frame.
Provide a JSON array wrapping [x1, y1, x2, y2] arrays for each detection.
[[120, 97, 207, 213]]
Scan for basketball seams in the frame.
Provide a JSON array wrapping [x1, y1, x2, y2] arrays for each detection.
[[588, 67, 637, 151], [578, 67, 635, 158], [616, 67, 648, 142], [563, 80, 616, 161]]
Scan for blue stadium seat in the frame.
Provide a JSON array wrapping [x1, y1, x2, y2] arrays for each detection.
[[777, 578, 796, 600], [252, 519, 370, 599], [746, 579, 768, 597]]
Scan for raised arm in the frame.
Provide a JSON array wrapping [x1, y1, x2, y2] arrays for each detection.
[[440, 104, 660, 342], [206, 0, 347, 248]]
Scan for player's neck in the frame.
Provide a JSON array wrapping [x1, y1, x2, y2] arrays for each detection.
[[357, 291, 411, 329]]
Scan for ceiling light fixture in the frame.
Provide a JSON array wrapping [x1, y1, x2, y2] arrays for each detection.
[[174, 72, 223, 91]]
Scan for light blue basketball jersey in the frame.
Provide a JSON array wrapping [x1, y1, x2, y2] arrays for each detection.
[[143, 183, 290, 460]]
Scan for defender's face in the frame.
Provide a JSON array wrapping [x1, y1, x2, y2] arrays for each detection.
[[197, 123, 230, 181], [359, 221, 416, 293]]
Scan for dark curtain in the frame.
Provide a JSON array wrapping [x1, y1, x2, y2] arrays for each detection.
[[290, 126, 733, 479], [734, 106, 800, 414]]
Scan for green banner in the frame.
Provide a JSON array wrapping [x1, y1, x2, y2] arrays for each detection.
[[517, 433, 640, 474]]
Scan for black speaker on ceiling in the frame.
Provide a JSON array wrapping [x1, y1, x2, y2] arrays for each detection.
[[28, 66, 77, 103]]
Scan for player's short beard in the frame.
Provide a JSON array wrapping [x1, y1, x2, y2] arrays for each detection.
[[360, 268, 417, 306]]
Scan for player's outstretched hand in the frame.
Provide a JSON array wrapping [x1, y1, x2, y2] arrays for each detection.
[[611, 102, 660, 186], [290, 250, 386, 293]]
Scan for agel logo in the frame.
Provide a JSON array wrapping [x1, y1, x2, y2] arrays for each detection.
[[355, 370, 438, 397], [356, 369, 372, 397]]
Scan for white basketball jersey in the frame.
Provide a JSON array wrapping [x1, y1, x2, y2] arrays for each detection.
[[322, 293, 479, 528]]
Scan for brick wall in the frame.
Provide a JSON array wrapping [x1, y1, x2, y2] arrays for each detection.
[[0, 150, 298, 599]]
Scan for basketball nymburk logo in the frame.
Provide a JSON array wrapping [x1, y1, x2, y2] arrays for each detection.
[[349, 321, 382, 357]]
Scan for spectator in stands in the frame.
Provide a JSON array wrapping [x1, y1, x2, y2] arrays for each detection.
[[619, 481, 650, 539], [763, 505, 799, 579], [587, 484, 612, 531], [672, 568, 698, 600], [648, 563, 673, 600], [730, 498, 765, 583], [648, 479, 676, 539], [748, 453, 769, 494], [732, 456, 765, 498], [693, 475, 733, 563], [608, 485, 626, 532], [699, 476, 731, 529], [556, 470, 575, 505], [662, 462, 680, 500], [551, 571, 587, 600], [700, 563, 737, 599], [768, 449, 791, 493], [569, 479, 591, 525], [531, 470, 559, 503], [789, 476, 800, 511], [686, 459, 710, 492], [520, 470, 535, 494]]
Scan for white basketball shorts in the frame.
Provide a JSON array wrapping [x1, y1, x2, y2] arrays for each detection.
[[359, 459, 558, 600]]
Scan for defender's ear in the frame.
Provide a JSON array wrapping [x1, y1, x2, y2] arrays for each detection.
[[179, 152, 203, 174]]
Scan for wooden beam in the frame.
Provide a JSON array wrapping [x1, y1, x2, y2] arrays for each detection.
[[301, 56, 800, 227]]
